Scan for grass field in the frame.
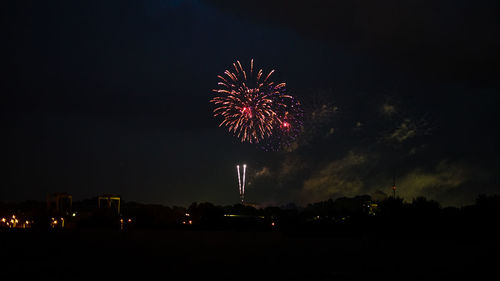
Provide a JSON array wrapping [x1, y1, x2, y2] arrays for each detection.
[[2, 229, 498, 280]]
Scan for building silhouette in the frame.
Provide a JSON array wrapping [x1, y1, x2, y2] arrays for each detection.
[[97, 194, 121, 215], [46, 192, 72, 215]]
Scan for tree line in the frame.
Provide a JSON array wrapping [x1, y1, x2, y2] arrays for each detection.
[[1, 194, 500, 237]]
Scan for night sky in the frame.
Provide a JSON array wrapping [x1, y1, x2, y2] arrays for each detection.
[[2, 0, 499, 207]]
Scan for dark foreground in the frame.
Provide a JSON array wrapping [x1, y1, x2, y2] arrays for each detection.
[[2, 229, 498, 280]]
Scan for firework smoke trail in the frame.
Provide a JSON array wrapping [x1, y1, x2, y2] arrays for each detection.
[[236, 165, 242, 201], [236, 164, 247, 203], [211, 59, 300, 145]]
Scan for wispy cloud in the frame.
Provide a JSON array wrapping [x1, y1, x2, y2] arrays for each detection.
[[396, 161, 471, 203], [254, 166, 271, 178], [301, 151, 367, 203], [381, 103, 396, 116], [298, 151, 474, 206], [385, 119, 417, 143]]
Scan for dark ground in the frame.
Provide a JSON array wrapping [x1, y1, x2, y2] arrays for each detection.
[[2, 229, 498, 280]]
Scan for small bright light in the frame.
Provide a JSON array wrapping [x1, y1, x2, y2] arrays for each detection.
[[72, 213, 76, 217], [127, 219, 132, 223], [185, 213, 190, 217], [188, 220, 192, 225]]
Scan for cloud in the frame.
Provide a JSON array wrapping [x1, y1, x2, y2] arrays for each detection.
[[310, 104, 338, 122], [396, 161, 471, 204], [254, 166, 271, 178], [381, 103, 396, 116], [301, 151, 367, 203], [385, 119, 417, 143], [298, 151, 474, 206], [326, 127, 335, 136], [277, 155, 301, 178]]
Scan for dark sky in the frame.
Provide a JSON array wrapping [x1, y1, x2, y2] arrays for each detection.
[[1, 0, 499, 207]]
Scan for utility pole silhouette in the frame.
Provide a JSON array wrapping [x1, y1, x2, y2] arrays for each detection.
[[392, 175, 397, 198]]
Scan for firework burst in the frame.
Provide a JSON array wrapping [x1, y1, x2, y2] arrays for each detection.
[[211, 59, 301, 145]]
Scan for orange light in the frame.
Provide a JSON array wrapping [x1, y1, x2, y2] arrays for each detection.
[[271, 222, 275, 226], [188, 220, 192, 225], [127, 219, 132, 223]]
